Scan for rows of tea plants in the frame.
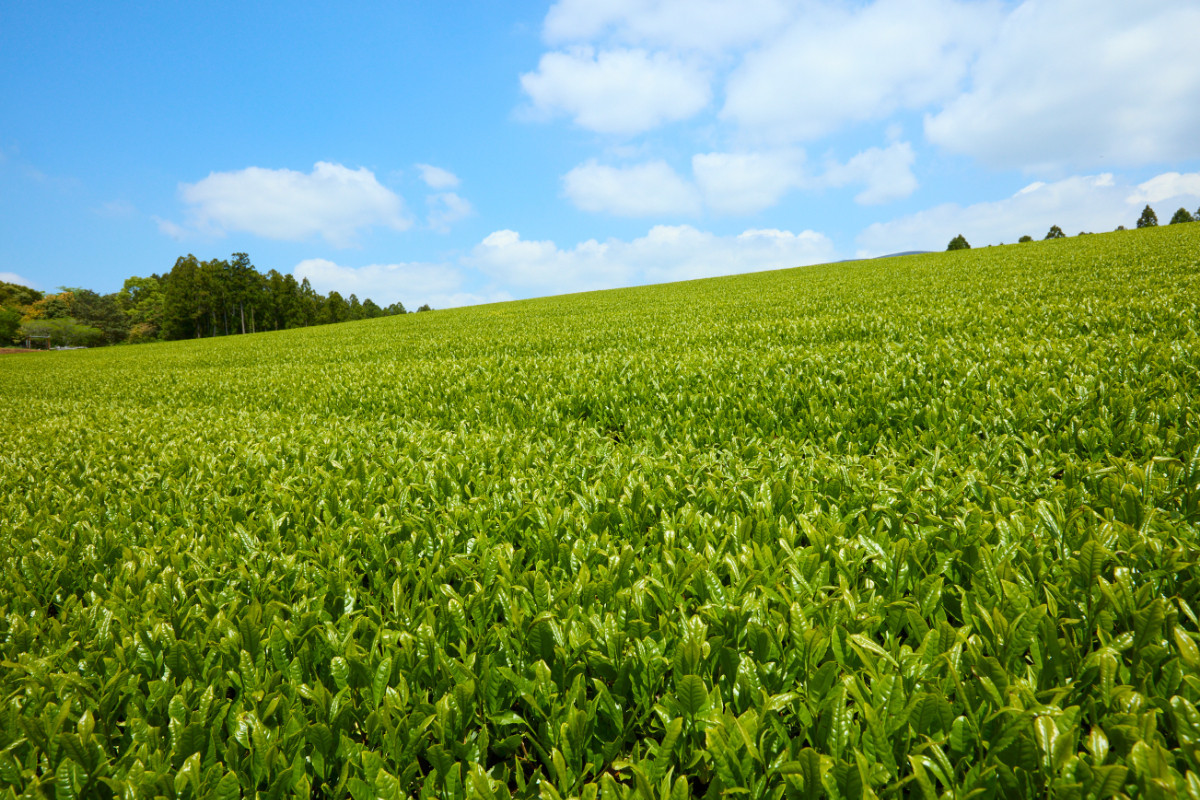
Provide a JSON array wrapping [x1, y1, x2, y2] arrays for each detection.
[[2, 224, 1199, 799]]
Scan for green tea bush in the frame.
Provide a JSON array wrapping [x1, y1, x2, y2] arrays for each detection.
[[2, 225, 1199, 799]]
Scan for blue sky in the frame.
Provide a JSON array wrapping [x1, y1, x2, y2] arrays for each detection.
[[3, 0, 1199, 309]]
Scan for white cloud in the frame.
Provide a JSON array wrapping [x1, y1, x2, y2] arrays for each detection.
[[692, 150, 805, 215], [821, 142, 918, 205], [175, 162, 410, 246], [567, 143, 916, 219], [468, 225, 834, 296], [563, 160, 700, 216], [416, 164, 460, 189], [543, 0, 790, 53], [722, 0, 1001, 141], [856, 170, 1200, 256], [925, 0, 1200, 170], [520, 46, 710, 134], [154, 216, 189, 240], [0, 272, 37, 289], [292, 258, 503, 310], [426, 192, 473, 232], [1126, 173, 1200, 206]]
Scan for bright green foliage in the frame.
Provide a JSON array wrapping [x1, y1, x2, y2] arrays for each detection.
[[17, 317, 105, 347], [0, 306, 20, 344], [2, 224, 1200, 799]]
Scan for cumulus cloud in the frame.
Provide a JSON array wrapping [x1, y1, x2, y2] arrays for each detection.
[[468, 225, 834, 296], [722, 0, 1000, 141], [416, 164, 460, 189], [856, 170, 1200, 256], [566, 143, 915, 219], [292, 258, 505, 310], [174, 162, 410, 246], [821, 142, 918, 205], [1126, 172, 1200, 205], [526, 0, 1200, 177], [692, 150, 805, 215], [925, 0, 1200, 170], [426, 192, 473, 233], [543, 0, 790, 52], [563, 160, 701, 216], [520, 47, 710, 134]]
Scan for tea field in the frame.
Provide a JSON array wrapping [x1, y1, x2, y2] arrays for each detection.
[[2, 224, 1199, 799]]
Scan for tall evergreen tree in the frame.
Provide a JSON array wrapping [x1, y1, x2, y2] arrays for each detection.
[[299, 278, 320, 326], [1137, 205, 1158, 228], [347, 294, 364, 321], [163, 255, 205, 339], [324, 291, 349, 324]]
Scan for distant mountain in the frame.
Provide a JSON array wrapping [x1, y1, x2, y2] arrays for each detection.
[[837, 250, 932, 263]]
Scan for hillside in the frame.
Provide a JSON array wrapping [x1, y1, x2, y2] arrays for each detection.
[[2, 225, 1199, 798]]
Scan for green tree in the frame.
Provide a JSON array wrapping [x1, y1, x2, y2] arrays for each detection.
[[298, 278, 320, 326], [1045, 225, 1066, 240], [226, 253, 270, 335], [163, 255, 207, 339], [361, 298, 383, 318], [243, 265, 268, 334], [323, 291, 349, 324], [0, 281, 43, 309], [19, 318, 104, 347], [118, 276, 166, 342], [0, 306, 21, 344], [384, 301, 407, 315], [416, 303, 433, 312], [61, 288, 129, 344], [200, 258, 231, 336], [347, 293, 365, 321], [1137, 205, 1158, 228], [266, 269, 301, 330], [1018, 235, 1033, 243], [1170, 207, 1193, 224], [946, 234, 970, 251], [29, 291, 74, 319]]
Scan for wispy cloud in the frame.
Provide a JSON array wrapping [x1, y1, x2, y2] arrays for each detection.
[[0, 272, 38, 289], [416, 164, 461, 189], [426, 192, 473, 233]]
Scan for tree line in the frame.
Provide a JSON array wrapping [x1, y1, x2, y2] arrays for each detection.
[[1, 253, 430, 348], [947, 203, 1200, 251]]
